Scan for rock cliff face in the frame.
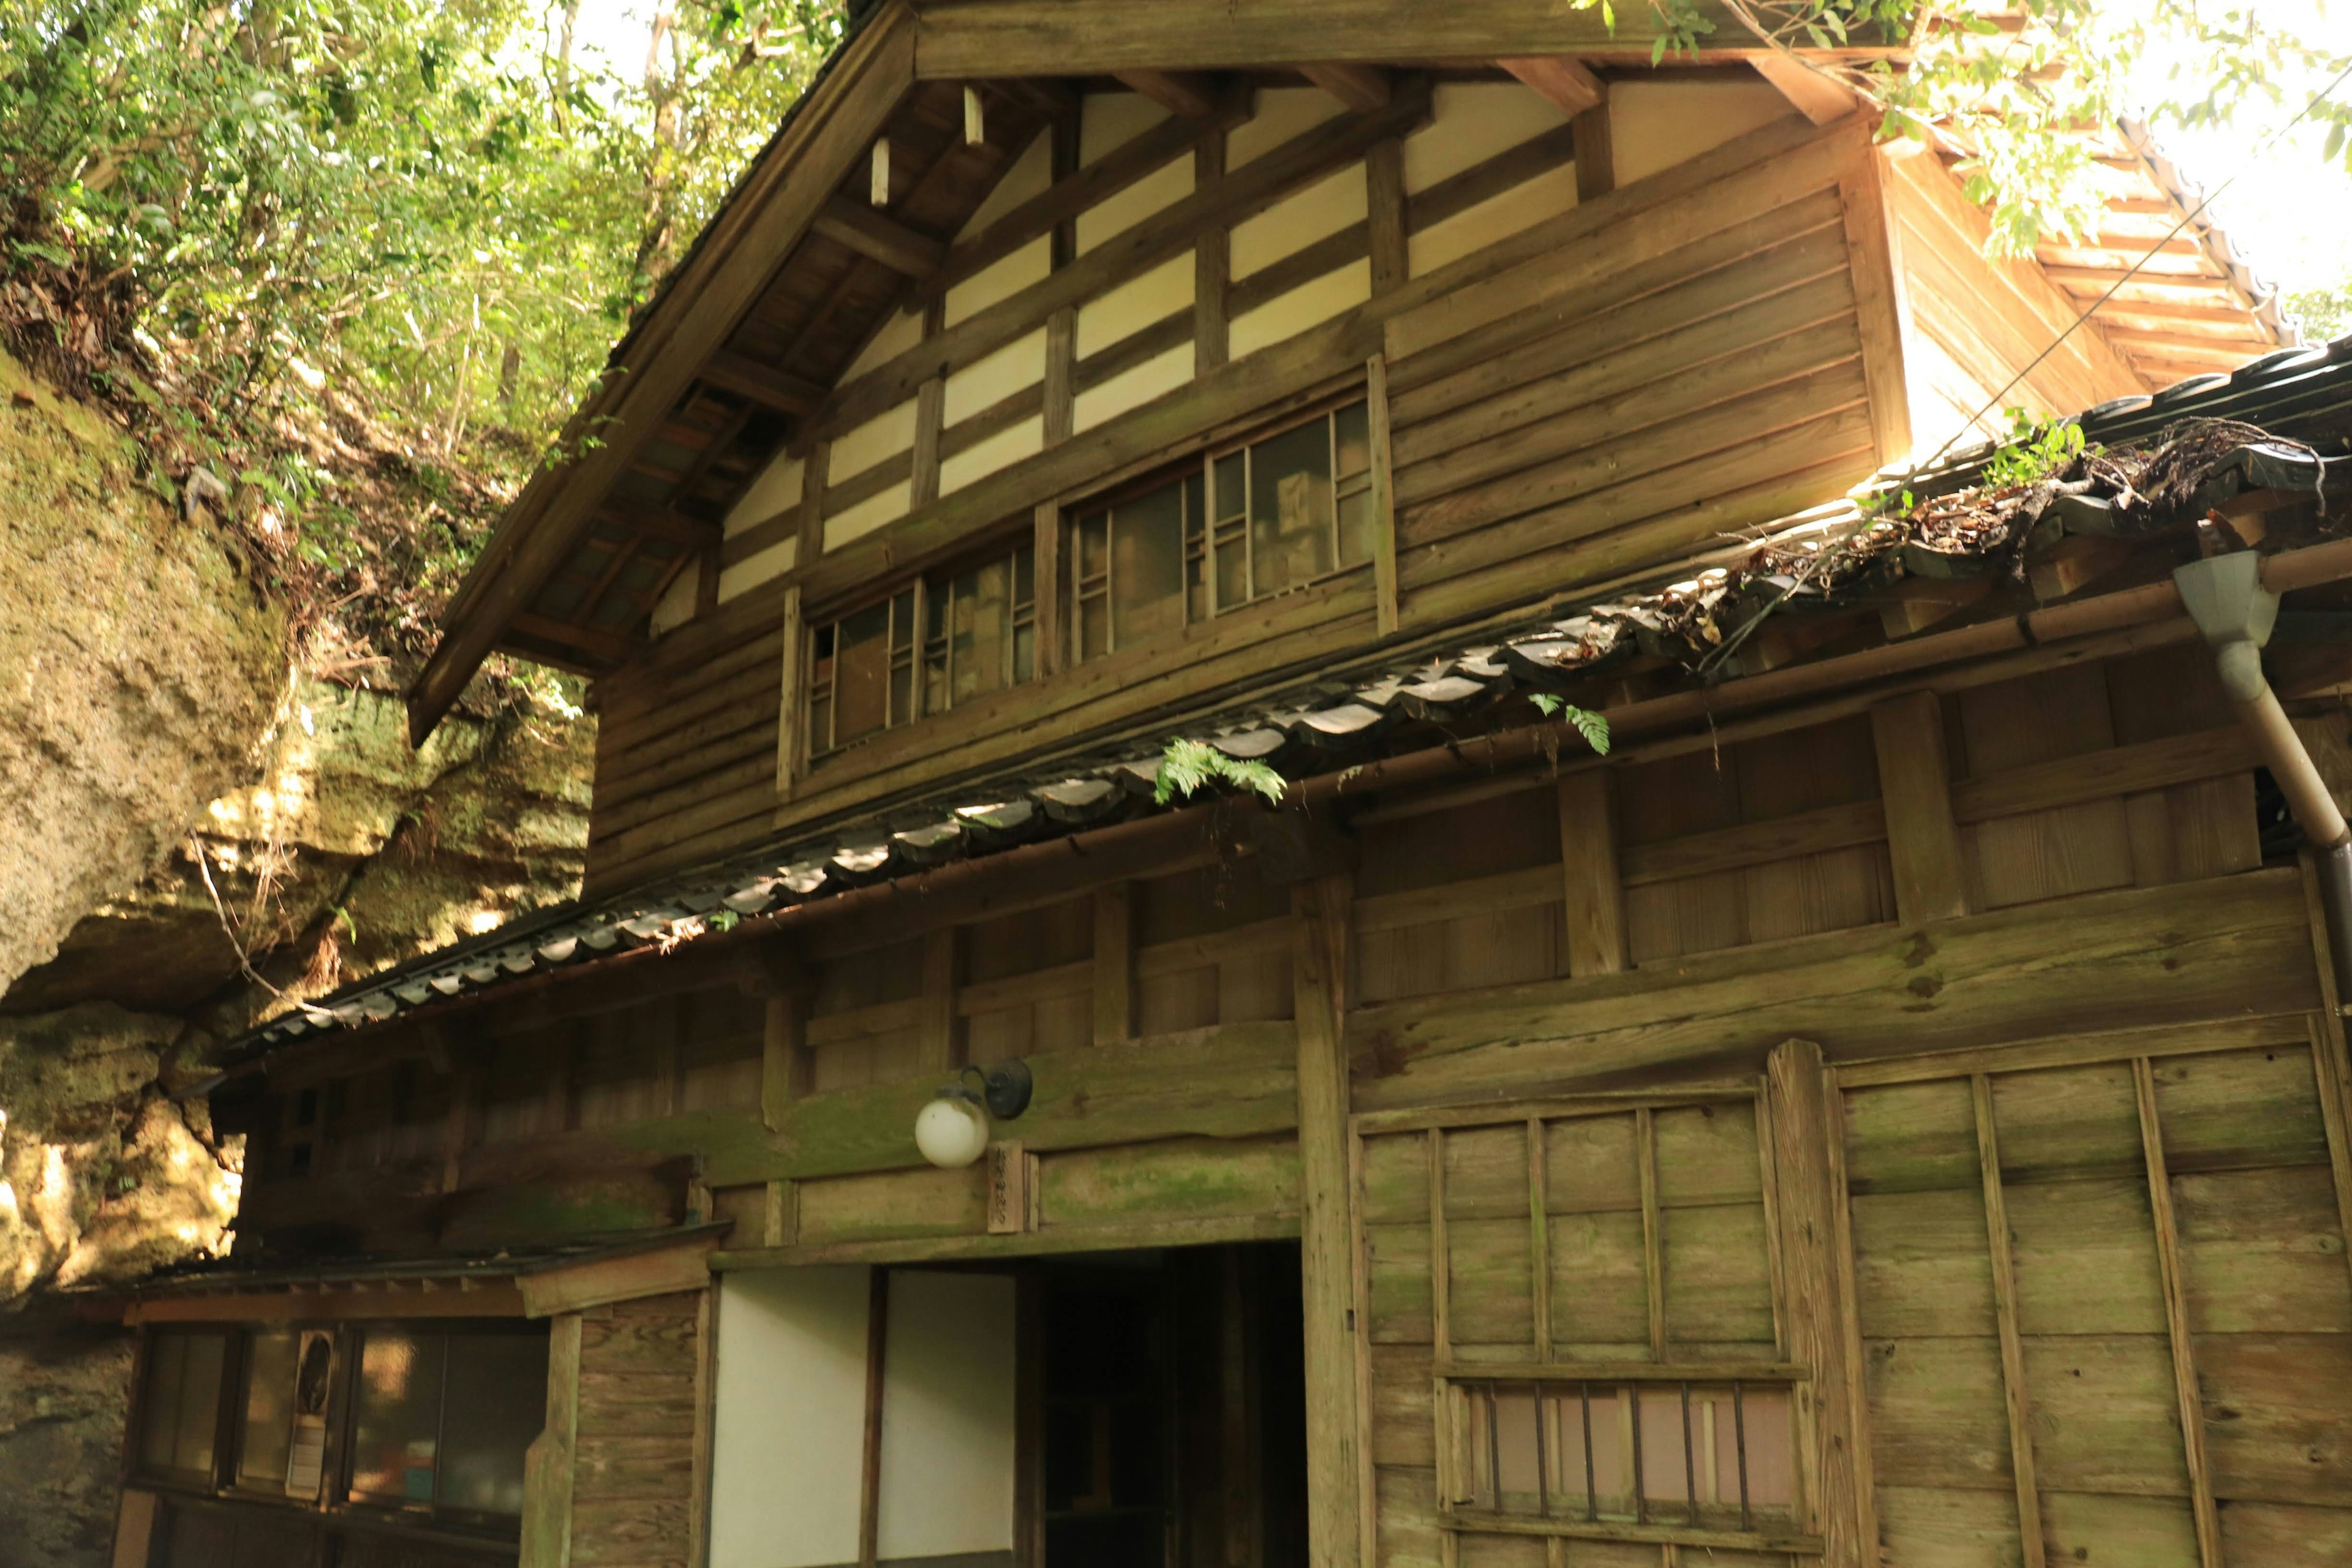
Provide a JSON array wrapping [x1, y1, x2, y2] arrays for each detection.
[[0, 347, 595, 1566]]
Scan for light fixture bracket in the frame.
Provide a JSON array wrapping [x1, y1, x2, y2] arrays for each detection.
[[960, 1060, 1033, 1121]]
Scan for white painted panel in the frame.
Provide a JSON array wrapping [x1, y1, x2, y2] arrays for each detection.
[[1230, 86, 1343, 167], [875, 1273, 1019, 1562], [959, 130, 1052, 239], [1232, 163, 1365, 280], [1081, 89, 1169, 161], [1610, 81, 1797, 189], [945, 328, 1047, 426], [947, 235, 1052, 328], [709, 1267, 872, 1568], [1409, 162, 1581, 277], [1404, 80, 1569, 194], [832, 399, 918, 486], [649, 565, 697, 635], [725, 450, 804, 536], [843, 306, 925, 383], [1229, 260, 1371, 361], [940, 415, 1044, 497], [1077, 254, 1194, 358], [1077, 153, 1191, 255], [718, 538, 796, 605], [1075, 342, 1193, 433], [827, 480, 913, 549]]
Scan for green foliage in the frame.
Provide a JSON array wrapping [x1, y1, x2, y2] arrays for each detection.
[[1154, 739, 1289, 807], [1529, 693, 1613, 755], [2290, 280, 2351, 342], [1981, 407, 2088, 489]]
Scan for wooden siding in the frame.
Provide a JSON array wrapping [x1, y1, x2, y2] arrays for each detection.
[[565, 1292, 704, 1568]]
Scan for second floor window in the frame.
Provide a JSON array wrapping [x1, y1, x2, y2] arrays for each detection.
[[1072, 398, 1372, 663], [810, 541, 1036, 759]]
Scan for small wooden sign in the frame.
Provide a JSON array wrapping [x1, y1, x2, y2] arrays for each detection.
[[987, 1142, 1036, 1235]]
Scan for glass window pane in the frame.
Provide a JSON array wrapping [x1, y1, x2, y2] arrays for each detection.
[[1336, 486, 1374, 569], [1249, 418, 1335, 596], [1110, 480, 1187, 647], [831, 602, 892, 746], [1214, 451, 1246, 522], [140, 1332, 226, 1479], [236, 1330, 300, 1490], [349, 1330, 446, 1506], [437, 1335, 548, 1517], [949, 556, 1012, 706], [1334, 401, 1371, 478]]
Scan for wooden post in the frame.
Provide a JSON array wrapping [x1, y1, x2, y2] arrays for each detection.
[[1635, 1106, 1666, 1356], [1838, 141, 1915, 469], [1556, 771, 1628, 975], [1196, 129, 1231, 375], [1570, 104, 1613, 203], [1972, 1075, 2045, 1567], [920, 925, 962, 1073], [858, 1268, 892, 1568], [1292, 873, 1361, 1568], [1763, 1039, 1874, 1568], [1365, 137, 1407, 296], [519, 1311, 582, 1568], [1033, 501, 1064, 678], [1871, 691, 1969, 924], [1093, 881, 1135, 1046], [1526, 1116, 1551, 1362], [1367, 355, 1399, 638], [688, 1287, 720, 1568], [2296, 854, 2352, 1302], [2135, 1058, 2223, 1567], [440, 1064, 480, 1194], [777, 581, 809, 798], [1044, 306, 1077, 443]]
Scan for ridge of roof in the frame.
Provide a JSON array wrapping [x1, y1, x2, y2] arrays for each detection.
[[231, 334, 2352, 1063]]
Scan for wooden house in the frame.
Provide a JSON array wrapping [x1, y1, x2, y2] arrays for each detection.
[[96, 5, 2352, 1568]]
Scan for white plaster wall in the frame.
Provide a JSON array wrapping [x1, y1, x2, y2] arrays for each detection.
[[1229, 86, 1342, 167], [827, 480, 913, 549], [959, 130, 1052, 239], [1077, 254, 1194, 359], [725, 451, 805, 536], [709, 1267, 873, 1568], [874, 1273, 1019, 1562], [1081, 89, 1169, 161], [1077, 153, 1191, 255], [718, 538, 796, 605], [1231, 164, 1365, 280], [945, 328, 1047, 427], [1610, 81, 1798, 189], [940, 415, 1044, 497], [1410, 162, 1581, 277], [831, 399, 918, 487], [1076, 342, 1193, 432], [1403, 80, 1569, 193], [948, 235, 1053, 328], [1229, 260, 1370, 361], [843, 306, 925, 384], [649, 565, 697, 635]]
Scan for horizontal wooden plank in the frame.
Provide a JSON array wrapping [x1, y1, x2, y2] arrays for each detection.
[[712, 1210, 1302, 1268], [1950, 726, 2256, 825], [805, 997, 926, 1047], [1620, 799, 1887, 889], [1833, 1012, 2313, 1088], [1355, 864, 1558, 937], [1434, 1359, 1804, 1382], [956, 958, 1093, 1017], [1134, 918, 1292, 979]]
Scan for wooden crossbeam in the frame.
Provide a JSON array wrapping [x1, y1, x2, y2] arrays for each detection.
[[1751, 52, 1857, 125], [1116, 67, 1219, 118], [701, 350, 825, 414], [1300, 62, 1391, 111], [1499, 55, 1604, 116], [508, 611, 642, 663], [814, 195, 948, 276]]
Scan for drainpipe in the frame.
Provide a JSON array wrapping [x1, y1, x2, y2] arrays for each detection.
[[2173, 550, 2352, 995]]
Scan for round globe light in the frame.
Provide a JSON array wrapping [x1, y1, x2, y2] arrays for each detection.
[[914, 1092, 991, 1169]]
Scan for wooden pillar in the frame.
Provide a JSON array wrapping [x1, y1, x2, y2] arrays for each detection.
[[760, 956, 810, 1248], [1556, 771, 1628, 975], [1570, 104, 1613, 203], [1196, 129, 1231, 375], [1291, 874, 1360, 1568], [910, 299, 947, 508], [1044, 109, 1080, 445], [1871, 691, 1969, 924], [1763, 1039, 1875, 1568], [1365, 137, 1406, 296], [858, 1268, 892, 1568], [1093, 881, 1135, 1046], [1366, 355, 1398, 638], [520, 1312, 582, 1568], [1033, 500, 1065, 678], [919, 925, 962, 1072]]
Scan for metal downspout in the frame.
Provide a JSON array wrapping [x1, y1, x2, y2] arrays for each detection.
[[2173, 550, 2352, 995]]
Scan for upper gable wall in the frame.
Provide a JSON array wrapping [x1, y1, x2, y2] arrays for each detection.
[[598, 77, 1893, 894]]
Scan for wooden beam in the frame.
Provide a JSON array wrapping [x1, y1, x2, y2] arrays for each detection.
[[1499, 56, 1604, 117], [919, 925, 962, 1073], [1366, 354, 1398, 636], [1365, 138, 1406, 296], [1752, 52, 1858, 125], [1196, 129, 1231, 375], [519, 1312, 581, 1568], [858, 1268, 890, 1568], [2135, 1057, 2225, 1567], [1869, 692, 1969, 924], [1763, 1039, 1874, 1568], [516, 1232, 723, 1317], [509, 611, 641, 664], [1117, 68, 1219, 119], [816, 195, 948, 276], [911, 300, 947, 508], [1570, 103, 1613, 202], [1839, 140, 1913, 467], [1032, 500, 1064, 677], [1556, 771, 1629, 974], [1301, 62, 1391, 112], [1093, 882, 1136, 1046], [1635, 1104, 1665, 1354], [1042, 306, 1076, 443], [775, 582, 808, 797], [702, 350, 824, 413], [1291, 874, 1361, 1568], [1972, 1075, 2047, 1568]]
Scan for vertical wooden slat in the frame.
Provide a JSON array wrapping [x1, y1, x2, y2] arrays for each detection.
[[1093, 881, 1136, 1046], [762, 1178, 797, 1249], [761, 987, 807, 1132], [1366, 137, 1408, 295], [1366, 354, 1399, 638], [1570, 105, 1613, 202], [1819, 1070, 1880, 1559], [1033, 500, 1063, 678], [1528, 1116, 1552, 1362], [2134, 1057, 2224, 1568], [858, 1268, 891, 1568], [2297, 854, 2352, 1300], [1196, 129, 1231, 375], [440, 1065, 480, 1194], [1764, 1040, 1874, 1568], [1043, 306, 1077, 444], [1348, 1125, 1379, 1568], [1752, 1084, 1790, 1359], [910, 298, 947, 507], [1016, 1270, 1044, 1568], [1558, 771, 1628, 975], [919, 925, 961, 1073], [1838, 140, 1914, 469], [1636, 1107, 1666, 1357], [1871, 692, 1969, 924], [520, 1311, 582, 1568], [1428, 1126, 1450, 1362], [688, 1286, 719, 1568], [776, 581, 809, 797], [1295, 873, 1362, 1568], [1972, 1074, 2046, 1568]]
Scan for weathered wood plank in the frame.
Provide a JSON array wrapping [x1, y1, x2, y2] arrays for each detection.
[[1872, 692, 1969, 923], [2135, 1057, 2225, 1565], [1973, 1075, 2048, 1567], [1295, 874, 1362, 1568], [1556, 772, 1627, 976]]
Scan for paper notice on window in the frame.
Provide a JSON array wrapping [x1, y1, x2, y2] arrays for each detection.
[[285, 1415, 326, 1498]]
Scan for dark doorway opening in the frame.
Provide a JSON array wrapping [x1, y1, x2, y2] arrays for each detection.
[[1034, 1242, 1307, 1568]]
